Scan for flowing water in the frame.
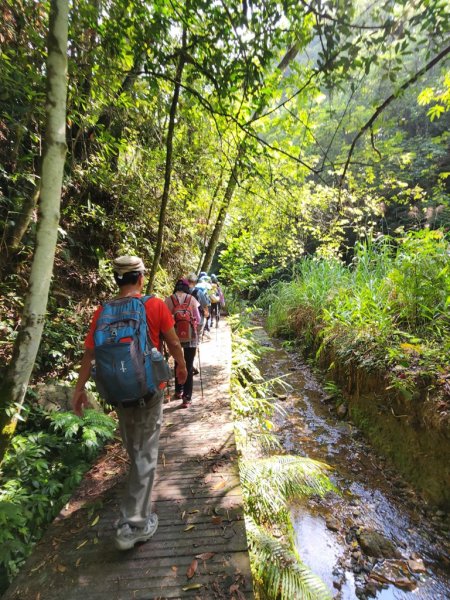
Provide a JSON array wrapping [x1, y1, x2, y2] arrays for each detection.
[[254, 327, 449, 600]]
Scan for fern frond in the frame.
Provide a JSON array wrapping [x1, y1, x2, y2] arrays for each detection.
[[240, 455, 336, 524], [246, 517, 332, 600]]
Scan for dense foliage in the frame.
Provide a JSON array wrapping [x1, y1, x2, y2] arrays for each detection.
[[260, 230, 450, 416], [0, 406, 115, 587], [0, 0, 449, 594]]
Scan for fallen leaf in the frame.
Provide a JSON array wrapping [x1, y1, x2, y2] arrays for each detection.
[[30, 560, 47, 573], [184, 525, 196, 532], [188, 509, 200, 514], [186, 558, 198, 579], [76, 540, 88, 550], [182, 584, 202, 591], [212, 516, 222, 525], [76, 558, 81, 567], [195, 552, 215, 561], [57, 564, 66, 573], [171, 566, 177, 573], [212, 480, 226, 491], [204, 474, 212, 483], [90, 515, 99, 527], [181, 510, 186, 520], [93, 537, 99, 544]]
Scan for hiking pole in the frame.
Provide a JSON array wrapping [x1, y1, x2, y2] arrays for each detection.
[[197, 344, 204, 401]]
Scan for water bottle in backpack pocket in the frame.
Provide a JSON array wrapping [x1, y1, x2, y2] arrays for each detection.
[[93, 296, 157, 406], [150, 347, 172, 390]]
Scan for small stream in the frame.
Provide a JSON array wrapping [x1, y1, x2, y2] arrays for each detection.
[[254, 327, 449, 600]]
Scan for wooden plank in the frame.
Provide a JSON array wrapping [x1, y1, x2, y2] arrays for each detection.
[[3, 322, 253, 600]]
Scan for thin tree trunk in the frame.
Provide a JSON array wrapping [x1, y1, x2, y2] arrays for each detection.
[[196, 169, 224, 273], [0, 185, 41, 275], [146, 28, 187, 293], [201, 148, 244, 273], [0, 0, 68, 462], [201, 44, 300, 273]]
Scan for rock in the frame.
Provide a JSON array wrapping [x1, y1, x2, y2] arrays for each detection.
[[333, 577, 342, 590], [357, 529, 402, 559], [365, 581, 380, 597], [326, 516, 341, 532], [34, 382, 101, 413], [407, 558, 426, 573], [336, 403, 348, 418], [322, 394, 336, 404], [275, 393, 288, 401], [370, 560, 417, 591]]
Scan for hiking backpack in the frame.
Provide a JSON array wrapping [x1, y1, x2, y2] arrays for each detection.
[[191, 287, 204, 317], [92, 295, 163, 406], [171, 293, 197, 343]]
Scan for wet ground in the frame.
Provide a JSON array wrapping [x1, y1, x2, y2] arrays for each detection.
[[254, 327, 450, 600]]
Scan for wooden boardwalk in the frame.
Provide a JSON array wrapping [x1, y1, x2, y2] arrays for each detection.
[[4, 323, 254, 600]]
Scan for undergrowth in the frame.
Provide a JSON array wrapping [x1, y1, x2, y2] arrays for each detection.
[[259, 230, 450, 405], [229, 311, 334, 600], [0, 406, 116, 590]]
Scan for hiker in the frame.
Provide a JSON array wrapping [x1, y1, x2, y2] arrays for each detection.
[[71, 255, 187, 551], [208, 274, 223, 328], [165, 278, 201, 408], [188, 272, 210, 337], [196, 274, 212, 335]]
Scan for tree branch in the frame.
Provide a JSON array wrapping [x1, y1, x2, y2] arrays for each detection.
[[339, 44, 450, 187]]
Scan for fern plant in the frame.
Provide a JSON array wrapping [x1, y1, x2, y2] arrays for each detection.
[[0, 407, 116, 586], [240, 456, 335, 526], [230, 310, 335, 599], [246, 517, 333, 600]]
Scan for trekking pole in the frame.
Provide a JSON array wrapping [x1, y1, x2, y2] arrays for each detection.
[[197, 344, 204, 401]]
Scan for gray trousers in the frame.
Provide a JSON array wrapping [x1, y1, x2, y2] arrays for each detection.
[[116, 391, 163, 528]]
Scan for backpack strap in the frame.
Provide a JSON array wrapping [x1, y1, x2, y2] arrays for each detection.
[[171, 294, 180, 309]]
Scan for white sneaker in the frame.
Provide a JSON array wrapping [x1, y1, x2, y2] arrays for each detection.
[[115, 513, 158, 550]]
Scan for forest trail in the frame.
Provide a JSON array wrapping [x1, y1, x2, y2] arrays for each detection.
[[3, 323, 253, 600]]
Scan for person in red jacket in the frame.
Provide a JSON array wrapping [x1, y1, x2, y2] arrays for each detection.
[[71, 255, 187, 550]]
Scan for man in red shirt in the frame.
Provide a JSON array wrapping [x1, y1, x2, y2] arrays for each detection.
[[72, 255, 187, 550]]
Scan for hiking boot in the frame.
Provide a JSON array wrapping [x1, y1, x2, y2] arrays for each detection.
[[173, 391, 183, 400], [180, 397, 191, 409], [192, 367, 199, 376], [115, 513, 158, 551]]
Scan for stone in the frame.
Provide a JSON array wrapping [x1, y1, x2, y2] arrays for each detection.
[[34, 382, 101, 413], [357, 529, 402, 559], [326, 516, 341, 532], [407, 558, 426, 573], [336, 403, 348, 418]]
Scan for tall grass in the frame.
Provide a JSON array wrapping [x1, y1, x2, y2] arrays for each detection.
[[260, 230, 450, 390]]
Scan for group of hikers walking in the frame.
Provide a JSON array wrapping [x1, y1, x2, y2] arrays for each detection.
[[71, 255, 225, 551]]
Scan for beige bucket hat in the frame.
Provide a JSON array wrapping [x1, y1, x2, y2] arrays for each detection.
[[113, 255, 146, 276]]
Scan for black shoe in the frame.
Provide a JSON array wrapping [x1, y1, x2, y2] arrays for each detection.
[[192, 368, 199, 376]]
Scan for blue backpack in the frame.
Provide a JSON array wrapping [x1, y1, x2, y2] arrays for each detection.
[[93, 295, 157, 406]]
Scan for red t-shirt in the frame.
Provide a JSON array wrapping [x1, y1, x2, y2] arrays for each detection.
[[84, 295, 174, 350]]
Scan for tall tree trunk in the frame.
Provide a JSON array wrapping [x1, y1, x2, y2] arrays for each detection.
[[201, 149, 243, 273], [201, 44, 299, 273], [0, 0, 68, 463], [196, 169, 224, 273], [146, 28, 187, 293]]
